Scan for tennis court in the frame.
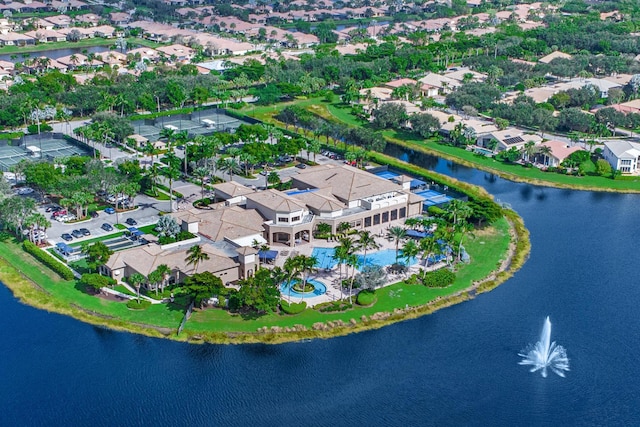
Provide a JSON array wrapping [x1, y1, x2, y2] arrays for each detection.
[[0, 135, 90, 171], [415, 189, 453, 207], [375, 170, 401, 180], [131, 110, 246, 142]]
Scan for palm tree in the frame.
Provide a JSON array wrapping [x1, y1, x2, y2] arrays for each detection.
[[297, 254, 318, 301], [522, 141, 537, 162], [218, 157, 241, 181], [357, 230, 379, 269], [161, 164, 181, 212], [401, 239, 420, 267], [345, 253, 360, 303], [128, 273, 146, 303], [283, 255, 302, 301], [193, 166, 209, 199], [185, 244, 209, 274], [538, 145, 553, 166], [386, 226, 407, 264], [155, 264, 171, 294], [419, 236, 441, 268], [148, 270, 163, 296]]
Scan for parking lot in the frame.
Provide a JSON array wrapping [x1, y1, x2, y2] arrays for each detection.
[[42, 193, 167, 246]]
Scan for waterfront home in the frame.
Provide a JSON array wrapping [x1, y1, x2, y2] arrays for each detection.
[[482, 129, 543, 153], [603, 140, 640, 174], [536, 140, 581, 167]]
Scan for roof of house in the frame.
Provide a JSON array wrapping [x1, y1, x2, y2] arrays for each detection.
[[539, 51, 572, 64], [105, 242, 238, 277], [213, 181, 255, 198], [605, 140, 640, 158], [172, 205, 265, 242], [293, 164, 402, 202], [245, 189, 307, 212], [539, 140, 581, 161]]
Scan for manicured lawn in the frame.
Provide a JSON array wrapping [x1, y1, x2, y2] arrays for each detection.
[[184, 218, 511, 334], [0, 238, 184, 329]]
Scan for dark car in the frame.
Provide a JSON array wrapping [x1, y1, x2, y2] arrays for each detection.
[[125, 218, 137, 226], [79, 228, 91, 236], [71, 229, 84, 238], [295, 163, 307, 169], [45, 205, 60, 213], [90, 211, 99, 218], [104, 207, 115, 214], [61, 233, 73, 242], [101, 223, 113, 232]]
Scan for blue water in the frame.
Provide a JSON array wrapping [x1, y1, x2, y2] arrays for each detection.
[[2, 144, 640, 424], [280, 279, 327, 298], [312, 247, 418, 269]]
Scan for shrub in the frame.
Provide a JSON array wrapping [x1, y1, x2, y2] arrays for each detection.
[[23, 241, 74, 280], [27, 123, 53, 134], [356, 290, 377, 306], [316, 301, 352, 312], [126, 299, 151, 310], [421, 268, 456, 288], [280, 300, 307, 315]]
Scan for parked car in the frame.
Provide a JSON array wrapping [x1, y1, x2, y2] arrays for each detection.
[[101, 223, 113, 232], [104, 207, 115, 214], [125, 218, 137, 226], [52, 210, 68, 218], [90, 211, 99, 218], [295, 163, 307, 169], [45, 204, 60, 213], [79, 228, 90, 236], [71, 229, 84, 238], [61, 233, 73, 242]]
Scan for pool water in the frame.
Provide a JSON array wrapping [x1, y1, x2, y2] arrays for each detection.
[[311, 247, 418, 269], [280, 279, 327, 298]]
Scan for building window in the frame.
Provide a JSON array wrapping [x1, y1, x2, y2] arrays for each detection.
[[390, 209, 398, 221], [621, 159, 631, 165], [278, 217, 289, 223], [382, 211, 389, 223], [373, 214, 380, 225], [399, 207, 406, 218], [292, 216, 300, 222], [364, 216, 372, 227]]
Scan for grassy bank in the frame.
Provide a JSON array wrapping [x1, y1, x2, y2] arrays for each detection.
[[257, 98, 640, 193], [0, 203, 525, 344]]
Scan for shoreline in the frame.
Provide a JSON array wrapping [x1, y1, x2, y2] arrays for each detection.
[[0, 209, 529, 345]]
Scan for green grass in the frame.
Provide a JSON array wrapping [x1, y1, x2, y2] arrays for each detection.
[[183, 218, 511, 334], [0, 37, 162, 56], [255, 97, 640, 193]]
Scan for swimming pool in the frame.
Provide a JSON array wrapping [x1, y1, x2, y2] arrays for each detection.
[[311, 247, 418, 269], [363, 249, 418, 267], [280, 279, 327, 299]]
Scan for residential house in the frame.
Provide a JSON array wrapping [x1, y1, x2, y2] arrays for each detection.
[[155, 44, 194, 62], [480, 128, 542, 152], [0, 32, 35, 46], [603, 140, 640, 174], [536, 140, 581, 167], [109, 12, 130, 26]]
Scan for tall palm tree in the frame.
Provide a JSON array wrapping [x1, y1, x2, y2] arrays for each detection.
[[161, 164, 181, 212], [128, 273, 146, 303], [193, 166, 209, 199], [155, 264, 171, 294], [419, 236, 441, 268], [185, 244, 209, 274], [538, 145, 553, 166], [217, 157, 241, 181], [357, 230, 379, 269], [401, 239, 420, 267], [345, 253, 360, 304], [283, 256, 302, 301], [148, 270, 163, 296], [386, 226, 407, 264]]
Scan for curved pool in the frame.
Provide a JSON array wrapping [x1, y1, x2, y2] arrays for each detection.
[[280, 279, 327, 298]]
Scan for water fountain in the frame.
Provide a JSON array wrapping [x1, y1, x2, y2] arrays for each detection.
[[519, 316, 570, 378]]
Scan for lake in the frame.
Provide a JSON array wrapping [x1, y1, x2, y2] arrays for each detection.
[[1, 147, 639, 425], [0, 45, 113, 62]]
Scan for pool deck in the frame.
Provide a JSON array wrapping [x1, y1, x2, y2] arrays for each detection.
[[272, 222, 448, 307]]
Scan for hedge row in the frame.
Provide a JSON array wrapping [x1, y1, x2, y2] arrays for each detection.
[[280, 300, 307, 315], [23, 241, 75, 280]]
